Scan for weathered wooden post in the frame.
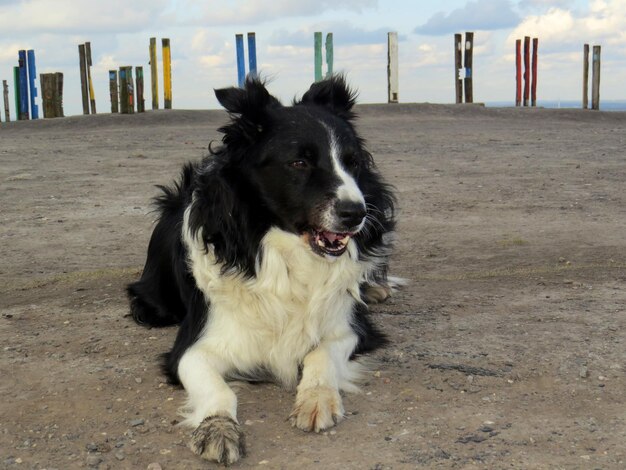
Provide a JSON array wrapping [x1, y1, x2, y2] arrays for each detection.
[[109, 70, 119, 113], [40, 72, 64, 118], [149, 37, 159, 110], [119, 66, 134, 114], [582, 44, 589, 109], [162, 38, 172, 109], [3, 80, 9, 122], [78, 44, 89, 115], [325, 33, 333, 78], [18, 50, 29, 120], [27, 50, 39, 119], [531, 38, 538, 107], [54, 72, 64, 117], [454, 33, 463, 104], [247, 32, 257, 78], [314, 32, 323, 82], [85, 42, 96, 114], [463, 32, 474, 103], [235, 34, 245, 87], [523, 36, 530, 106], [591, 45, 601, 110], [515, 39, 522, 106], [136, 66, 145, 113], [387, 32, 399, 103], [13, 67, 20, 119]]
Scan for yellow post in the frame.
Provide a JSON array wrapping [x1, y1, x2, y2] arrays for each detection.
[[149, 37, 159, 110], [162, 38, 172, 109]]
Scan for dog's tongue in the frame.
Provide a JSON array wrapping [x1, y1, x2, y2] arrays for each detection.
[[321, 232, 344, 243]]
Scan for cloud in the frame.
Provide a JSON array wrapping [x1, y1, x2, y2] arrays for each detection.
[[415, 0, 520, 35]]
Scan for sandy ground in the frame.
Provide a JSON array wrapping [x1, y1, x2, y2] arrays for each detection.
[[1, 104, 625, 470]]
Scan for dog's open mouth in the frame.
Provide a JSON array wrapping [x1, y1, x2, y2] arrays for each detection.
[[307, 229, 353, 257]]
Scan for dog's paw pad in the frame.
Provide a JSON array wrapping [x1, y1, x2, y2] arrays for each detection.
[[189, 415, 245, 465], [289, 386, 344, 433]]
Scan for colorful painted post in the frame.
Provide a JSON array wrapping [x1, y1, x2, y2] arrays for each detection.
[[27, 50, 39, 119], [582, 44, 589, 109], [149, 37, 159, 110], [515, 39, 522, 106], [387, 32, 399, 103], [463, 32, 474, 103], [531, 38, 538, 107], [2, 80, 9, 122], [247, 32, 257, 78], [136, 66, 145, 113], [325, 33, 333, 78], [162, 39, 172, 109], [18, 50, 29, 120], [235, 34, 245, 87], [591, 45, 601, 110], [119, 66, 135, 114], [85, 42, 96, 114], [314, 32, 323, 82], [454, 33, 463, 104], [13, 67, 20, 120], [109, 70, 119, 113], [78, 44, 89, 115], [523, 36, 530, 106]]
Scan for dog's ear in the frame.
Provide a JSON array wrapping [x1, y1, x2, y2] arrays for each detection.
[[298, 75, 357, 119], [214, 77, 281, 123]]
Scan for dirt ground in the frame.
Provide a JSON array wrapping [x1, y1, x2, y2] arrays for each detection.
[[1, 104, 625, 470]]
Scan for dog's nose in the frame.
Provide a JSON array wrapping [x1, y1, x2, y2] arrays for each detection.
[[335, 200, 366, 230]]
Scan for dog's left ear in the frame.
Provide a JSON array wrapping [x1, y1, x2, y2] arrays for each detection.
[[214, 77, 281, 124], [298, 75, 357, 119]]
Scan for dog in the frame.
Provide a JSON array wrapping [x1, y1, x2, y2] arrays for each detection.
[[127, 76, 397, 465]]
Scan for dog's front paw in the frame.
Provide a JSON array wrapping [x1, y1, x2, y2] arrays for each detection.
[[289, 386, 344, 433], [189, 414, 245, 466]]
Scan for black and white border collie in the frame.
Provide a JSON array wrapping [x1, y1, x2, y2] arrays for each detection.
[[127, 76, 397, 465]]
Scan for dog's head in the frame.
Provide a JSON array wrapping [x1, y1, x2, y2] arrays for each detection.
[[211, 76, 371, 259]]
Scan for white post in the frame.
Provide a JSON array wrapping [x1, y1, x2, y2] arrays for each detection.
[[387, 32, 399, 103]]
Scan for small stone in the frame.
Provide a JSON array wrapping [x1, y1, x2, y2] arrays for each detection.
[[86, 443, 98, 452], [258, 460, 269, 465], [129, 418, 145, 427], [479, 426, 494, 433], [579, 366, 589, 378], [135, 377, 142, 384], [147, 463, 162, 470], [115, 451, 125, 461], [86, 455, 102, 467]]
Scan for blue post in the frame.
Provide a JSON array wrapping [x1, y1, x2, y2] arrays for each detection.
[[27, 50, 39, 119], [235, 34, 245, 87], [247, 32, 257, 78], [18, 50, 29, 120]]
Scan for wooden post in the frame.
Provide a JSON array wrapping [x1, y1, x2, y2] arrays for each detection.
[[55, 72, 64, 117], [119, 66, 134, 114], [582, 44, 589, 109], [531, 38, 538, 107], [136, 66, 145, 113], [18, 50, 29, 120], [162, 38, 172, 109], [591, 45, 601, 110], [247, 32, 257, 78], [40, 73, 64, 118], [13, 67, 20, 119], [325, 33, 333, 78], [454, 33, 463, 104], [109, 70, 119, 113], [235, 34, 245, 87], [463, 32, 474, 103], [387, 32, 399, 103], [515, 39, 522, 106], [314, 32, 322, 82], [149, 37, 159, 110], [3, 80, 9, 122], [78, 44, 89, 115], [85, 42, 96, 114], [523, 36, 530, 106], [27, 50, 39, 119]]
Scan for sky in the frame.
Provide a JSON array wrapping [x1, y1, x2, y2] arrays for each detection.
[[1, 0, 625, 118]]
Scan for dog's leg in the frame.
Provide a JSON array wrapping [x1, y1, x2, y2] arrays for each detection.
[[178, 347, 245, 465], [290, 333, 358, 432]]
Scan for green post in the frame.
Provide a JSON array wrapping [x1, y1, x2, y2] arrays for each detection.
[[314, 32, 322, 82], [325, 33, 333, 78]]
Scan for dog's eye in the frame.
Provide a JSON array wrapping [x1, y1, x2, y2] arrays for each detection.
[[289, 160, 309, 169]]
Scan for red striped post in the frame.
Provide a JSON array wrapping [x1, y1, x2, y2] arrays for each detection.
[[523, 36, 530, 106], [515, 39, 522, 106], [531, 38, 538, 106]]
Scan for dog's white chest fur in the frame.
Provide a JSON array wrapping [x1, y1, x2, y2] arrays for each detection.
[[184, 221, 362, 387]]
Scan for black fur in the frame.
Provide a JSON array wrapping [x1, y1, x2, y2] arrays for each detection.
[[127, 76, 395, 384]]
